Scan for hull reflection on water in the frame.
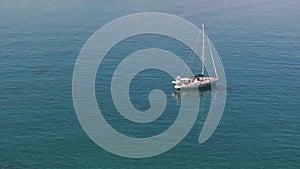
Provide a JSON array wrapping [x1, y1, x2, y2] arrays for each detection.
[[171, 87, 225, 144]]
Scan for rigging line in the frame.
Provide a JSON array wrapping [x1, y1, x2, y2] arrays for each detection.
[[181, 27, 203, 77], [208, 38, 218, 79]]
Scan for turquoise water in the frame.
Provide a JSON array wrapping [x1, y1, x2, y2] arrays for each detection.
[[1, 0, 300, 168]]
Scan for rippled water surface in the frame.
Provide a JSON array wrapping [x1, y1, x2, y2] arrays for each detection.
[[1, 0, 299, 168]]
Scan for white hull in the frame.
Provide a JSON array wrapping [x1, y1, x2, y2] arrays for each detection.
[[172, 77, 218, 90]]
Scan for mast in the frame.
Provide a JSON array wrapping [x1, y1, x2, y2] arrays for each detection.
[[201, 24, 205, 76]]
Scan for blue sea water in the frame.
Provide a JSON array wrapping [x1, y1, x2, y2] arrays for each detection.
[[1, 0, 300, 168]]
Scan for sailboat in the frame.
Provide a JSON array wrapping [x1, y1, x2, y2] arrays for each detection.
[[172, 24, 218, 90]]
